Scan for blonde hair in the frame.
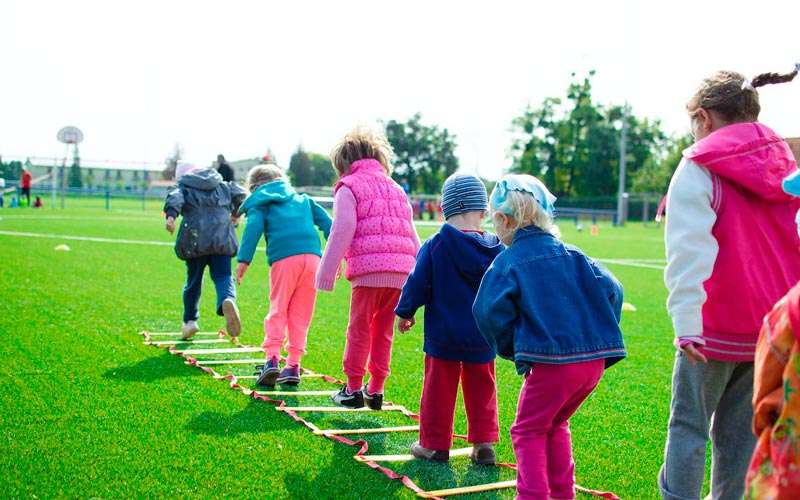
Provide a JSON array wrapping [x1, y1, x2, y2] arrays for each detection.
[[496, 190, 560, 239], [247, 164, 284, 192], [330, 126, 394, 176], [687, 67, 798, 123]]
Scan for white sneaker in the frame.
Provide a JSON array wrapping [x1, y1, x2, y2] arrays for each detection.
[[181, 320, 199, 340], [221, 299, 241, 337]]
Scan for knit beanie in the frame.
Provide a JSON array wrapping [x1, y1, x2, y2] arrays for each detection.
[[441, 174, 488, 220]]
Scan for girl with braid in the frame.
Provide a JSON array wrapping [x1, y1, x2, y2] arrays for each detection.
[[660, 63, 800, 500]]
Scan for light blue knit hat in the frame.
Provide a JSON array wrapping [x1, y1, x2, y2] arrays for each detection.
[[441, 174, 488, 219]]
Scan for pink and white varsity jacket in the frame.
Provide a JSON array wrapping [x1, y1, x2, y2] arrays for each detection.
[[665, 122, 800, 362]]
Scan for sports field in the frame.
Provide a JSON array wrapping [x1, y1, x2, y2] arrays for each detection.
[[0, 206, 681, 498]]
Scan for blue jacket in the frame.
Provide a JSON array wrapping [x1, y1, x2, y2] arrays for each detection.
[[236, 179, 332, 266], [395, 223, 504, 363], [473, 226, 625, 374]]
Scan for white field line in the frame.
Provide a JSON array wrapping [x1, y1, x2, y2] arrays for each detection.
[[0, 229, 667, 270]]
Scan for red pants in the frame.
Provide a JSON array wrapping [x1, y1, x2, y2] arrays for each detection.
[[419, 355, 499, 451], [343, 287, 401, 394]]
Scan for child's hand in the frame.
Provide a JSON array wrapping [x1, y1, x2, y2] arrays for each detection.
[[236, 262, 249, 285], [165, 217, 176, 234], [397, 316, 415, 334], [682, 343, 708, 364]]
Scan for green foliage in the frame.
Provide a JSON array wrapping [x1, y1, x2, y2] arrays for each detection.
[[68, 155, 83, 188], [631, 134, 693, 194], [289, 147, 336, 187], [0, 159, 23, 180], [510, 72, 669, 197], [288, 146, 314, 186], [384, 113, 459, 194]]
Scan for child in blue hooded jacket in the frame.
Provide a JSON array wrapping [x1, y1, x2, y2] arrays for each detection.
[[396, 174, 504, 465], [473, 174, 625, 500], [236, 164, 332, 386]]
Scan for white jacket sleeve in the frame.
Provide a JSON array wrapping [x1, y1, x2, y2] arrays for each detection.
[[664, 158, 719, 338]]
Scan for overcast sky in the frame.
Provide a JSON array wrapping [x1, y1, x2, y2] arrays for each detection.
[[2, 0, 799, 179]]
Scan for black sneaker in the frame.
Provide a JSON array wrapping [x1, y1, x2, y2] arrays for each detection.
[[276, 365, 301, 386], [256, 357, 280, 386], [331, 385, 364, 408], [362, 387, 383, 411], [411, 441, 449, 462], [470, 443, 496, 465]]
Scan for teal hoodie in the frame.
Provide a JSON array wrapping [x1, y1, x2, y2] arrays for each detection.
[[236, 179, 332, 266]]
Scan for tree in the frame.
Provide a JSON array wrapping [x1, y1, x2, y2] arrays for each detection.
[[288, 146, 314, 186], [631, 134, 693, 194], [0, 159, 23, 180], [309, 152, 335, 186], [509, 72, 669, 197], [68, 153, 83, 188], [384, 113, 459, 194], [163, 143, 183, 180]]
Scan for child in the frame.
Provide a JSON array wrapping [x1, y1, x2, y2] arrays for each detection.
[[316, 127, 420, 409], [660, 65, 800, 500], [164, 161, 246, 340], [236, 163, 332, 386], [395, 174, 503, 465], [745, 171, 800, 498], [473, 174, 625, 500]]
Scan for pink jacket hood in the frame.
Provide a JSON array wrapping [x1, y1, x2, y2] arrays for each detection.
[[684, 122, 797, 202]]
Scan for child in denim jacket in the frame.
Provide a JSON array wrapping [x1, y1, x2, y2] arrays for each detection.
[[473, 174, 625, 500]]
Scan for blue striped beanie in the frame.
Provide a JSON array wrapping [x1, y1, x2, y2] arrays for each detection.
[[441, 174, 488, 220]]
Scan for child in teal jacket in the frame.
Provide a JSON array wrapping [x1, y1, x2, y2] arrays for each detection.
[[236, 164, 332, 386]]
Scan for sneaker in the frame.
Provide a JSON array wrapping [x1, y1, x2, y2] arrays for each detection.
[[362, 386, 383, 411], [331, 385, 364, 408], [221, 298, 241, 337], [470, 443, 496, 466], [410, 441, 449, 463], [181, 320, 199, 340], [276, 365, 301, 386], [256, 357, 280, 386]]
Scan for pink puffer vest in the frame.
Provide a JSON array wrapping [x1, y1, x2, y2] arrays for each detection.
[[685, 122, 800, 361], [334, 159, 418, 279]]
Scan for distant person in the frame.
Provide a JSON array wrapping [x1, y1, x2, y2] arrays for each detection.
[[660, 65, 800, 500], [236, 164, 332, 387], [396, 174, 503, 466], [10, 196, 18, 208], [473, 174, 625, 500], [0, 176, 5, 208], [316, 127, 420, 410], [164, 161, 246, 340], [418, 198, 426, 220], [216, 154, 235, 182], [21, 167, 32, 206], [33, 196, 43, 208]]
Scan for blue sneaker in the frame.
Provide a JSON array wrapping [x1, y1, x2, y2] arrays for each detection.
[[276, 365, 301, 386], [256, 357, 280, 386]]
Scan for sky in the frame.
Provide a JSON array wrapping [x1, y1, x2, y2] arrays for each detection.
[[2, 0, 799, 179]]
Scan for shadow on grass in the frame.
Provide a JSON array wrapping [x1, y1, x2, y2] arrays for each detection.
[[103, 352, 201, 382], [185, 399, 295, 436]]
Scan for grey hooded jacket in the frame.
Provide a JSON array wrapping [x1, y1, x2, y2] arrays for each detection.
[[163, 168, 247, 260]]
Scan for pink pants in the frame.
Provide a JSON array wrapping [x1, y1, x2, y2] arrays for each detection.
[[263, 254, 320, 367], [419, 355, 499, 451], [343, 286, 401, 394], [511, 359, 605, 500]]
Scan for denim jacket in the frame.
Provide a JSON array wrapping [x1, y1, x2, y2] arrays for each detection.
[[473, 226, 625, 374]]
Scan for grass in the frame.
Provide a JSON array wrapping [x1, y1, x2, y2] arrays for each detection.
[[0, 206, 678, 498]]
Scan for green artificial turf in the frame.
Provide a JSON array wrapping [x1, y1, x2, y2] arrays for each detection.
[[0, 206, 687, 498]]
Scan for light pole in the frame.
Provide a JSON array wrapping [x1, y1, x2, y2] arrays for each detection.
[[616, 103, 629, 225]]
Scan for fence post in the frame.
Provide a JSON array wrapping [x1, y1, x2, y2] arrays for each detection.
[[142, 189, 146, 211], [105, 189, 110, 211]]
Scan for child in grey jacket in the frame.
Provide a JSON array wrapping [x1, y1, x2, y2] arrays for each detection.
[[164, 162, 247, 339]]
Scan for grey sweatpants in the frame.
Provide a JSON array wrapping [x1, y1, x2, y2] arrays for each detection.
[[658, 353, 755, 500]]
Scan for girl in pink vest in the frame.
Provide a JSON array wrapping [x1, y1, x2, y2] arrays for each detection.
[[660, 64, 800, 500], [316, 127, 420, 409]]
